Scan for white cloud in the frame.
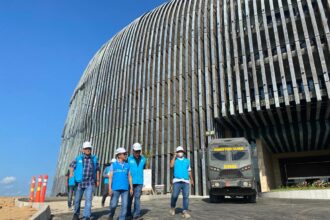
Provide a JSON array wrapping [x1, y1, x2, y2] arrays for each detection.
[[0, 176, 16, 185]]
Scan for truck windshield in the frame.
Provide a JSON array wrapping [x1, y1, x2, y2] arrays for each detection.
[[232, 150, 249, 161], [212, 151, 227, 161]]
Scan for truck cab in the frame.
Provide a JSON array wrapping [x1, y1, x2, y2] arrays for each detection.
[[206, 138, 257, 203]]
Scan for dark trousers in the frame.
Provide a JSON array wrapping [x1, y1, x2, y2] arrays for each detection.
[[127, 184, 143, 217], [101, 183, 109, 205], [67, 185, 75, 208]]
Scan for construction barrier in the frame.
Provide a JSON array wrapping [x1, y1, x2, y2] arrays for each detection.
[[34, 175, 43, 202], [40, 175, 48, 202], [29, 176, 36, 202]]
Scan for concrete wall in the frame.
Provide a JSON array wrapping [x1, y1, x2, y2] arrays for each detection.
[[256, 139, 276, 192], [262, 189, 330, 200]]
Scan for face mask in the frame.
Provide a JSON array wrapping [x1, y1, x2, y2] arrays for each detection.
[[177, 152, 184, 157]]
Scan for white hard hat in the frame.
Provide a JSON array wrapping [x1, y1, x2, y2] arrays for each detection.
[[83, 141, 93, 149], [176, 146, 185, 152], [111, 158, 117, 163], [132, 143, 142, 151], [115, 147, 127, 155]]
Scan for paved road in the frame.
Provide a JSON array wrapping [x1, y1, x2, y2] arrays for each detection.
[[52, 197, 330, 220]]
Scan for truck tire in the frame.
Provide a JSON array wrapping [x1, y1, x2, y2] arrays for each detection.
[[218, 196, 224, 202], [248, 195, 256, 203], [209, 194, 217, 203]]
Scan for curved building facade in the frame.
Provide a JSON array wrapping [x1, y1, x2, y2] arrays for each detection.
[[53, 0, 330, 195]]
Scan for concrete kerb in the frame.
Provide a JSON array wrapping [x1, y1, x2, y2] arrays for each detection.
[[15, 198, 51, 220], [262, 189, 330, 200]]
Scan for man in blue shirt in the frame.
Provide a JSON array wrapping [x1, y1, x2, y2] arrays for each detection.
[[70, 141, 100, 220], [65, 169, 76, 210], [127, 143, 146, 220], [101, 158, 117, 207], [170, 146, 194, 219], [108, 148, 133, 220]]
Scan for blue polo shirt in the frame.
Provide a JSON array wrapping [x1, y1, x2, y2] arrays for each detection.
[[128, 155, 146, 185], [110, 161, 130, 190], [103, 166, 111, 184], [173, 157, 191, 184], [66, 170, 75, 186]]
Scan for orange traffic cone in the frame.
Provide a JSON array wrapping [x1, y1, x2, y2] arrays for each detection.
[[34, 175, 42, 202], [40, 175, 48, 203], [29, 177, 36, 202]]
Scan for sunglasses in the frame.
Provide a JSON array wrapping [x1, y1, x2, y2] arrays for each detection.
[[134, 150, 141, 153]]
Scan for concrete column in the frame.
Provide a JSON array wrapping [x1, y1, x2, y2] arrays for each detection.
[[256, 139, 275, 192], [272, 156, 282, 188]]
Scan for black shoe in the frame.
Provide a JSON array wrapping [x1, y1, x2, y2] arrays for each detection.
[[108, 216, 113, 220], [72, 214, 79, 220]]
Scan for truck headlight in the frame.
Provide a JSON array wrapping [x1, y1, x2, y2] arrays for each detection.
[[243, 181, 249, 187], [215, 182, 220, 187]]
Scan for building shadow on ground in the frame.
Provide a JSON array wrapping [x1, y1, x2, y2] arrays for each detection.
[[201, 197, 251, 204], [90, 208, 151, 220]]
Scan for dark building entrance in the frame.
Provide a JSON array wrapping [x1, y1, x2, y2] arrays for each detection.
[[279, 155, 330, 186]]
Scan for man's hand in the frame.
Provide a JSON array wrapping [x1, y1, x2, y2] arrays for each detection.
[[130, 188, 133, 196], [190, 179, 194, 187], [109, 189, 113, 196], [170, 152, 177, 168], [96, 180, 100, 187]]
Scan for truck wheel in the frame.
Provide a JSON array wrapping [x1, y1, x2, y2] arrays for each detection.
[[248, 195, 256, 203], [209, 194, 217, 203], [217, 196, 224, 203]]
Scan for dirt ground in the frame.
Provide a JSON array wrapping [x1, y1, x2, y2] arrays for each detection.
[[0, 197, 36, 220]]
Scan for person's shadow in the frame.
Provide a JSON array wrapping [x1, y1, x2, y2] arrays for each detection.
[[201, 197, 251, 204], [91, 208, 151, 220], [140, 209, 150, 216]]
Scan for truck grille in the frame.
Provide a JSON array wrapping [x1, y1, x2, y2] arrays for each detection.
[[219, 169, 243, 179]]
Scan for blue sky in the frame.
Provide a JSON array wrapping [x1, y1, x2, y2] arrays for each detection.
[[0, 0, 167, 196]]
